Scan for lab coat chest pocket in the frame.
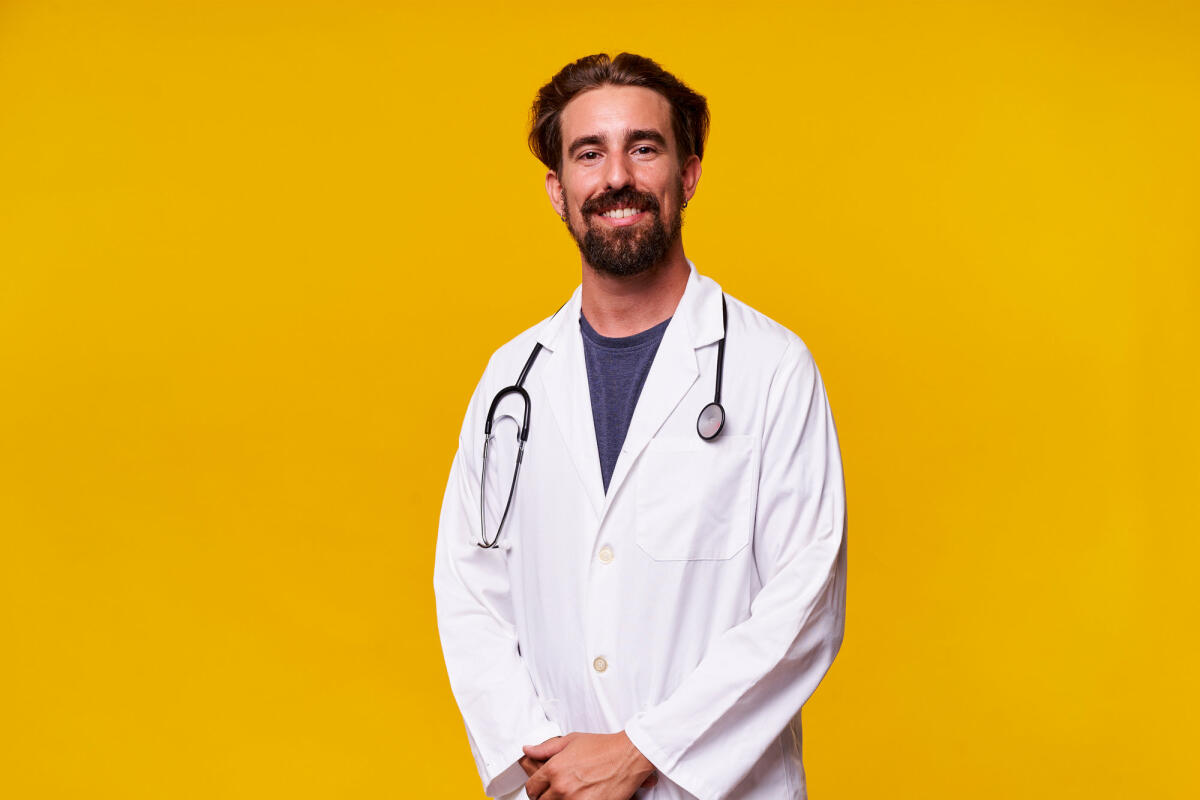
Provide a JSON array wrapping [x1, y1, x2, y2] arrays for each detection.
[[634, 434, 758, 560]]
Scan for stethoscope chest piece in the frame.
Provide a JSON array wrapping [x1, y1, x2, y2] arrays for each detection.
[[697, 401, 725, 440], [696, 294, 730, 442]]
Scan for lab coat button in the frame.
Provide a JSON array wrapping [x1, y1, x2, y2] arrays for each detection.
[[598, 545, 614, 564], [592, 656, 608, 673]]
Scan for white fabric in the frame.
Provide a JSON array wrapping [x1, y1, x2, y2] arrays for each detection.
[[434, 262, 848, 800]]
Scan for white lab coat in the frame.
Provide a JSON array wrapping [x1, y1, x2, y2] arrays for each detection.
[[434, 262, 847, 800]]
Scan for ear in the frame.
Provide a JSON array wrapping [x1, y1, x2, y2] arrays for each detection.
[[545, 171, 566, 217], [681, 154, 702, 205]]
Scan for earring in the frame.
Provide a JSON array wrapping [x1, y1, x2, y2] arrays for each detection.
[[683, 200, 689, 209]]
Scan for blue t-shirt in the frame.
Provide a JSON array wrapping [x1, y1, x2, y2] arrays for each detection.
[[579, 313, 671, 492]]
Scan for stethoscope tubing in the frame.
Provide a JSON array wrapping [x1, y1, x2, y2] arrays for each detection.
[[478, 345, 543, 548]]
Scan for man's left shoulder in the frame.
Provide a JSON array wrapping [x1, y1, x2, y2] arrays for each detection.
[[722, 291, 816, 375]]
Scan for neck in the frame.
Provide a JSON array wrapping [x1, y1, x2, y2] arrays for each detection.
[[580, 240, 690, 338]]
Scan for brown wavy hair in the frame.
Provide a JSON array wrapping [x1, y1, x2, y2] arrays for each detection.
[[528, 52, 710, 175]]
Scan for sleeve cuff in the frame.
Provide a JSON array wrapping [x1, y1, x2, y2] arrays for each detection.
[[625, 717, 720, 800], [481, 718, 563, 797]]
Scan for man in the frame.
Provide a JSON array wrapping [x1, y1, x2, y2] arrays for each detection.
[[434, 53, 847, 800]]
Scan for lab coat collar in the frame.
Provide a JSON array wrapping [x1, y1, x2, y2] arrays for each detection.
[[535, 260, 724, 353], [533, 259, 725, 521]]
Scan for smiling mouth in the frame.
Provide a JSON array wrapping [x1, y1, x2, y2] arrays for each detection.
[[597, 206, 646, 219], [592, 205, 653, 228]]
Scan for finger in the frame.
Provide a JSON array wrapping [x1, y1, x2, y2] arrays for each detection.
[[521, 735, 568, 761], [524, 763, 552, 800], [518, 756, 544, 778]]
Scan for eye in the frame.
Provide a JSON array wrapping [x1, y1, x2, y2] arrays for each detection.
[[579, 150, 601, 161], [633, 145, 658, 156]]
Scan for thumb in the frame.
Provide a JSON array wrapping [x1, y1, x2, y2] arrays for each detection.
[[522, 735, 568, 761]]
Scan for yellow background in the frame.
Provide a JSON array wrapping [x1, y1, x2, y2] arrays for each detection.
[[2, 1, 1197, 797]]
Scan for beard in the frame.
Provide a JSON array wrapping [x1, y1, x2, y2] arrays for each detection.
[[562, 182, 684, 278]]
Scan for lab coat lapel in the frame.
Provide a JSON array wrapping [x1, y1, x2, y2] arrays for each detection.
[[602, 265, 724, 514], [534, 288, 606, 520], [531, 265, 726, 525], [601, 316, 698, 512]]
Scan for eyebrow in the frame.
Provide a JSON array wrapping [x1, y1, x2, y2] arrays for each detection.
[[567, 128, 670, 155]]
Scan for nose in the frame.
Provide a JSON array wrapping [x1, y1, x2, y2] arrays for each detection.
[[603, 151, 634, 190]]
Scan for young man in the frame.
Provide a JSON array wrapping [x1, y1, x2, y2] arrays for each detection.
[[434, 53, 848, 800]]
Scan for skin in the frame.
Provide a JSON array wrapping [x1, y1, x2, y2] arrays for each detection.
[[521, 733, 657, 799], [546, 85, 702, 338], [522, 84, 704, 799]]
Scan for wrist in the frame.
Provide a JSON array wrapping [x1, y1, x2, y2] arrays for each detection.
[[619, 731, 655, 775]]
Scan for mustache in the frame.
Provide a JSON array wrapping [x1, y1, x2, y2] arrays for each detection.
[[580, 186, 660, 216]]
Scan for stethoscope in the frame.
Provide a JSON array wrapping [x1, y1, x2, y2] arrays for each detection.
[[479, 295, 728, 548]]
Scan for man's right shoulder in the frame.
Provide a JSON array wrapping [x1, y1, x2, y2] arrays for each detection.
[[475, 302, 569, 387]]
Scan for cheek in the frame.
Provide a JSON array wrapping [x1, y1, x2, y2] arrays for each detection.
[[559, 183, 584, 212], [643, 171, 679, 204]]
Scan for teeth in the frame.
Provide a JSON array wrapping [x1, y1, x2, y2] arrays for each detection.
[[601, 207, 642, 218]]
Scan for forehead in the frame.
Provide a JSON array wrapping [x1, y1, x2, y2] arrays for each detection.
[[559, 85, 675, 148]]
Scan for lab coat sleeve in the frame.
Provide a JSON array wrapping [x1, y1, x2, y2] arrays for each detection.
[[624, 337, 848, 800], [432, 368, 563, 798]]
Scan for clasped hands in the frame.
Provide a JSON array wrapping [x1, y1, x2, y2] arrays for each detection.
[[520, 731, 658, 799]]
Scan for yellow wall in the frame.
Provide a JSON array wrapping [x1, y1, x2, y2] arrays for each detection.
[[2, 1, 1197, 797]]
